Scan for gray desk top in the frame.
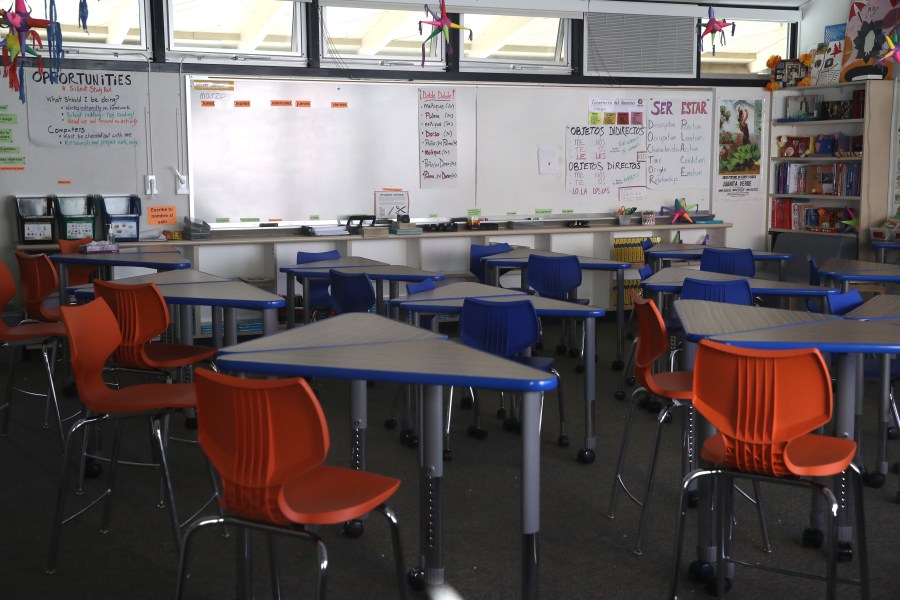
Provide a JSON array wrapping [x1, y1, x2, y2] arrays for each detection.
[[280, 257, 388, 272], [483, 247, 630, 269], [711, 318, 900, 354], [647, 244, 789, 259], [395, 281, 527, 303], [85, 269, 230, 286], [399, 294, 606, 318], [642, 267, 836, 295], [50, 251, 191, 269], [843, 294, 900, 320], [674, 299, 839, 342], [74, 279, 284, 309], [820, 258, 900, 274]]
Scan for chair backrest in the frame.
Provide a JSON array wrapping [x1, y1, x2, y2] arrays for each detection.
[[526, 254, 582, 300], [807, 254, 820, 286], [194, 368, 329, 524], [328, 269, 376, 314], [296, 250, 341, 307], [406, 278, 436, 296], [14, 251, 59, 322], [630, 290, 673, 394], [469, 243, 511, 284], [693, 339, 833, 476], [93, 280, 170, 370], [680, 277, 752, 306], [826, 288, 864, 316], [699, 247, 755, 278], [58, 237, 98, 287], [60, 298, 123, 412], [460, 297, 539, 359], [637, 264, 654, 281]]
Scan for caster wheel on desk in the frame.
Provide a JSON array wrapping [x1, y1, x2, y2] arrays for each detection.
[[614, 389, 626, 401], [405, 435, 419, 449], [343, 520, 364, 538], [802, 528, 824, 548], [84, 457, 102, 479], [496, 407, 506, 419], [460, 395, 474, 410], [862, 471, 886, 489], [467, 426, 488, 440], [888, 427, 900, 441], [534, 342, 544, 351], [703, 575, 732, 596], [556, 345, 567, 355], [502, 418, 521, 434], [443, 449, 452, 461], [577, 448, 595, 464], [893, 462, 900, 474], [688, 560, 712, 583], [400, 429, 413, 445], [568, 348, 580, 359], [384, 418, 397, 430], [558, 434, 570, 448], [626, 376, 636, 387], [836, 542, 853, 563], [612, 359, 625, 371], [407, 569, 426, 591]]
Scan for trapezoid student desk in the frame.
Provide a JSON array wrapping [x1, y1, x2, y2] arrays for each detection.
[[481, 247, 631, 369], [214, 312, 557, 599], [872, 240, 900, 263], [398, 289, 606, 463], [817, 257, 900, 293], [68, 269, 284, 347], [644, 243, 793, 280], [699, 309, 900, 560]]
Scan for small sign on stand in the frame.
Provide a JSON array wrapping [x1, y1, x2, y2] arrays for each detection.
[[374, 190, 410, 220]]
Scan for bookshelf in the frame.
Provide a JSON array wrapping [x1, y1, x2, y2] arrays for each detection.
[[767, 80, 894, 260]]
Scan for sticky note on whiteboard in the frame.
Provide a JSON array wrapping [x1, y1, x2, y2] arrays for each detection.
[[537, 145, 560, 175]]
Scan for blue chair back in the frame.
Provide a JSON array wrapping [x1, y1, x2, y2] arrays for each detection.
[[680, 277, 753, 306], [328, 269, 375, 314], [807, 255, 820, 286], [460, 298, 539, 359], [469, 243, 512, 284], [826, 289, 863, 316], [700, 247, 755, 278], [638, 264, 653, 281], [296, 250, 341, 308], [526, 254, 581, 300], [406, 279, 437, 296]]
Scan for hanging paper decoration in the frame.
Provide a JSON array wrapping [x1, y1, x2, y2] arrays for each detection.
[[418, 0, 472, 67], [661, 198, 697, 224], [698, 6, 735, 56], [79, 0, 88, 32], [840, 207, 859, 234], [877, 29, 900, 65], [0, 0, 64, 102]]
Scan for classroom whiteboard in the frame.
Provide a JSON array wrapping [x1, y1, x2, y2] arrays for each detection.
[[185, 77, 715, 223]]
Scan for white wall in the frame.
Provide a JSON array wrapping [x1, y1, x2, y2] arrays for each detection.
[[799, 0, 850, 54]]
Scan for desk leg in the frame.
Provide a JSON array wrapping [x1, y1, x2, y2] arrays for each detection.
[[578, 317, 597, 463], [779, 260, 786, 282], [419, 384, 444, 585], [876, 355, 892, 479], [286, 274, 296, 328], [389, 281, 400, 319], [877, 248, 885, 263], [487, 265, 499, 287], [302, 277, 312, 325], [350, 379, 367, 472], [179, 306, 194, 345], [832, 353, 855, 544], [224, 307, 237, 347], [213, 308, 224, 349], [521, 390, 541, 600], [376, 280, 386, 316], [614, 270, 625, 369], [262, 308, 278, 337]]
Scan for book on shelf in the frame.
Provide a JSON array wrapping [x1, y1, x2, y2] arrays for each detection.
[[784, 94, 821, 120]]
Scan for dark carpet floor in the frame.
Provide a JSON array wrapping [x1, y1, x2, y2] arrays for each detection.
[[0, 316, 896, 599]]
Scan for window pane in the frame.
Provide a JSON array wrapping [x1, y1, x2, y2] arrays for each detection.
[[700, 20, 790, 77], [462, 15, 566, 64], [169, 0, 297, 54], [321, 7, 436, 60], [51, 0, 145, 48]]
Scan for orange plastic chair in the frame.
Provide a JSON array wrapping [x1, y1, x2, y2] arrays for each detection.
[[92, 280, 217, 380], [177, 369, 408, 600], [669, 340, 869, 599], [57, 237, 99, 288], [47, 298, 199, 574], [607, 290, 696, 555], [0, 260, 67, 446], [14, 251, 62, 322]]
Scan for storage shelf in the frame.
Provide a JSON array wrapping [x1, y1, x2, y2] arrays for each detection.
[[767, 194, 861, 201], [770, 156, 863, 163], [771, 81, 867, 93], [772, 118, 864, 126], [768, 228, 857, 238]]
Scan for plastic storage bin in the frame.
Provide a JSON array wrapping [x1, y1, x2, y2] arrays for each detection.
[[14, 195, 56, 244], [98, 194, 141, 242], [53, 194, 97, 241]]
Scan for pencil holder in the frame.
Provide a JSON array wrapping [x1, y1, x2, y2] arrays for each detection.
[[641, 211, 656, 226]]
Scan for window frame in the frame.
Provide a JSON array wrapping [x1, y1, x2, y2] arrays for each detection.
[[457, 12, 572, 76]]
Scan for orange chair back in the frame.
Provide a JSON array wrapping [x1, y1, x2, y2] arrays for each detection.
[[194, 369, 329, 525], [693, 339, 833, 476], [630, 290, 673, 397], [14, 251, 59, 322], [58, 237, 99, 287], [92, 280, 170, 370], [59, 299, 123, 413]]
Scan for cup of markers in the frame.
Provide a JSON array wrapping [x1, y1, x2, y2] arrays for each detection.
[[617, 206, 637, 225]]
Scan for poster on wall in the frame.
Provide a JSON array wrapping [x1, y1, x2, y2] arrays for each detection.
[[840, 0, 897, 81], [418, 87, 458, 189], [716, 98, 763, 200]]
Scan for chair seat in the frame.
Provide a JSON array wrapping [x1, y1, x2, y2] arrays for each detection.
[[645, 370, 693, 401], [700, 432, 856, 479], [278, 465, 401, 525], [143, 344, 217, 369], [92, 382, 196, 414], [1, 321, 67, 342]]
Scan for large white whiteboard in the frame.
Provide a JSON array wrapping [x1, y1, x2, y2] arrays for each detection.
[[185, 77, 715, 223]]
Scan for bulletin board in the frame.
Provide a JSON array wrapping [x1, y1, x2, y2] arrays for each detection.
[[185, 76, 715, 224]]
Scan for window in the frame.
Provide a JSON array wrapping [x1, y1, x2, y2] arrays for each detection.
[[48, 0, 149, 56], [700, 19, 792, 78], [460, 13, 570, 74], [167, 0, 304, 62], [320, 5, 441, 69]]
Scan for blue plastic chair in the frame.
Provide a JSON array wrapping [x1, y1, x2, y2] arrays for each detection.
[[328, 270, 375, 315], [296, 250, 340, 320], [450, 297, 567, 453], [469, 242, 512, 285], [526, 254, 590, 366], [699, 247, 755, 278], [680, 277, 753, 306], [806, 255, 824, 313], [826, 288, 863, 316]]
